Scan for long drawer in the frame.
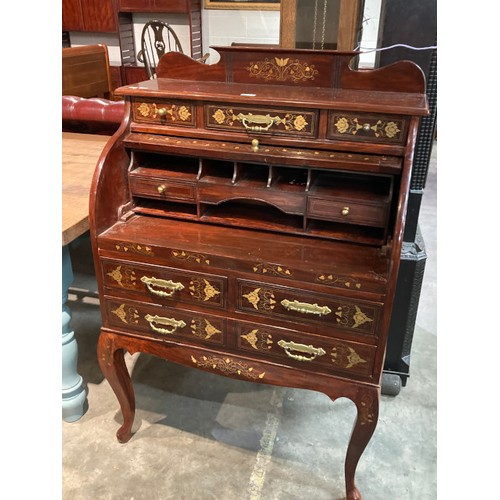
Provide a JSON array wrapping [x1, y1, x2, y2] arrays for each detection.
[[235, 320, 376, 379], [104, 298, 227, 347], [101, 258, 227, 310], [237, 279, 381, 336]]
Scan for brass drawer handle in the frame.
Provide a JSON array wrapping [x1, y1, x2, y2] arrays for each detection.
[[237, 112, 281, 132], [341, 206, 350, 216], [145, 314, 186, 335], [141, 276, 185, 297], [281, 299, 332, 316], [278, 339, 326, 362], [157, 107, 167, 117]]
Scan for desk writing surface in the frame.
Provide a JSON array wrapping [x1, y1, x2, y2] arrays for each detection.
[[62, 132, 110, 246]]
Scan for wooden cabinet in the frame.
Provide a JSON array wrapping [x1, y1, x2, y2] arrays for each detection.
[[90, 47, 428, 499], [62, 0, 118, 32]]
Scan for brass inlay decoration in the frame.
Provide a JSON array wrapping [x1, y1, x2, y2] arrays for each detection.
[[210, 107, 310, 133], [334, 116, 402, 139], [145, 314, 186, 335], [252, 262, 292, 277], [107, 265, 137, 289], [190, 319, 222, 341], [241, 329, 273, 350], [136, 102, 192, 122], [191, 355, 265, 380], [316, 273, 362, 289], [242, 287, 276, 311], [189, 278, 221, 302], [277, 340, 326, 362], [111, 304, 139, 324], [115, 242, 153, 255], [331, 344, 368, 369], [141, 276, 184, 297], [359, 394, 375, 426], [335, 305, 374, 330], [247, 57, 318, 83], [281, 299, 332, 317], [171, 249, 210, 265]]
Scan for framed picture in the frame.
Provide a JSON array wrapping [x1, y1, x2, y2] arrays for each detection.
[[204, 0, 280, 10]]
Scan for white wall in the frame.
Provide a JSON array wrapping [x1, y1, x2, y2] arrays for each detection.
[[68, 1, 381, 68]]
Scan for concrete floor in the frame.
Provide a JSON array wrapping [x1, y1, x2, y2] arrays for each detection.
[[62, 144, 437, 500]]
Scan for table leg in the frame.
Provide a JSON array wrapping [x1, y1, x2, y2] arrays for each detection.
[[62, 245, 87, 422]]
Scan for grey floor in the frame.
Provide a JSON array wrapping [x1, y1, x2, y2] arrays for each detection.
[[62, 144, 437, 500]]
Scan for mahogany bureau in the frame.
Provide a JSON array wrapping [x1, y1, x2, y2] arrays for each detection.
[[90, 47, 428, 499]]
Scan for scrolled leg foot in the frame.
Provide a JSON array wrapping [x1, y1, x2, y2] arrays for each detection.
[[346, 486, 361, 500], [98, 332, 136, 443]]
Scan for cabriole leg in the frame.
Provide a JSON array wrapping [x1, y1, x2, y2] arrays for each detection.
[[344, 387, 380, 500], [98, 332, 135, 443]]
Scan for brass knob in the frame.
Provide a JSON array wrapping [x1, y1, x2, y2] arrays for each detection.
[[157, 107, 167, 117], [251, 138, 259, 152], [157, 184, 166, 194], [362, 123, 371, 131], [341, 206, 350, 216]]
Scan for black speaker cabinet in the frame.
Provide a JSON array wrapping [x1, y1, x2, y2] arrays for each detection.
[[376, 0, 436, 395]]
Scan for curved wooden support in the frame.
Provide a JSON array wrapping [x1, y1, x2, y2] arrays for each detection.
[[97, 332, 135, 443], [343, 386, 380, 500]]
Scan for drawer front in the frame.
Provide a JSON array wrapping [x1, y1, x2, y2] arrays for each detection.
[[237, 279, 380, 335], [205, 104, 318, 138], [132, 98, 196, 127], [130, 172, 196, 202], [307, 196, 388, 227], [105, 298, 226, 346], [102, 259, 227, 309], [327, 111, 407, 144], [235, 321, 376, 379]]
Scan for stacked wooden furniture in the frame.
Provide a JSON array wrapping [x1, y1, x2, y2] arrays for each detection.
[[62, 0, 203, 87], [90, 47, 428, 499]]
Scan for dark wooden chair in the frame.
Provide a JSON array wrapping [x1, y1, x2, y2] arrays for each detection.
[[138, 20, 209, 79]]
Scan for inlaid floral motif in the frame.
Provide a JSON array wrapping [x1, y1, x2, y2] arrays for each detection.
[[111, 304, 139, 324], [115, 242, 153, 255], [107, 265, 137, 289], [171, 249, 210, 265], [247, 57, 318, 83], [191, 355, 265, 380], [331, 344, 368, 369], [189, 278, 221, 302], [242, 287, 276, 312], [316, 273, 361, 289], [190, 319, 222, 341], [136, 102, 193, 122], [335, 305, 374, 330], [241, 329, 273, 351], [252, 263, 293, 278]]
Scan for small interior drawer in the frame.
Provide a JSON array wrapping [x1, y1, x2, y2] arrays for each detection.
[[307, 197, 388, 227]]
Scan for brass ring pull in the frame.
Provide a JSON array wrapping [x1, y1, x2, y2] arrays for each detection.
[[141, 276, 185, 297], [237, 113, 281, 132], [145, 314, 186, 335], [281, 299, 332, 316], [278, 339, 326, 362]]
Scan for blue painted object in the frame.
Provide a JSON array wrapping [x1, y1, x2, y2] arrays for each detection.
[[62, 245, 87, 422]]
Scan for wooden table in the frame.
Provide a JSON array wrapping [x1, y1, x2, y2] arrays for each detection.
[[62, 132, 110, 422]]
